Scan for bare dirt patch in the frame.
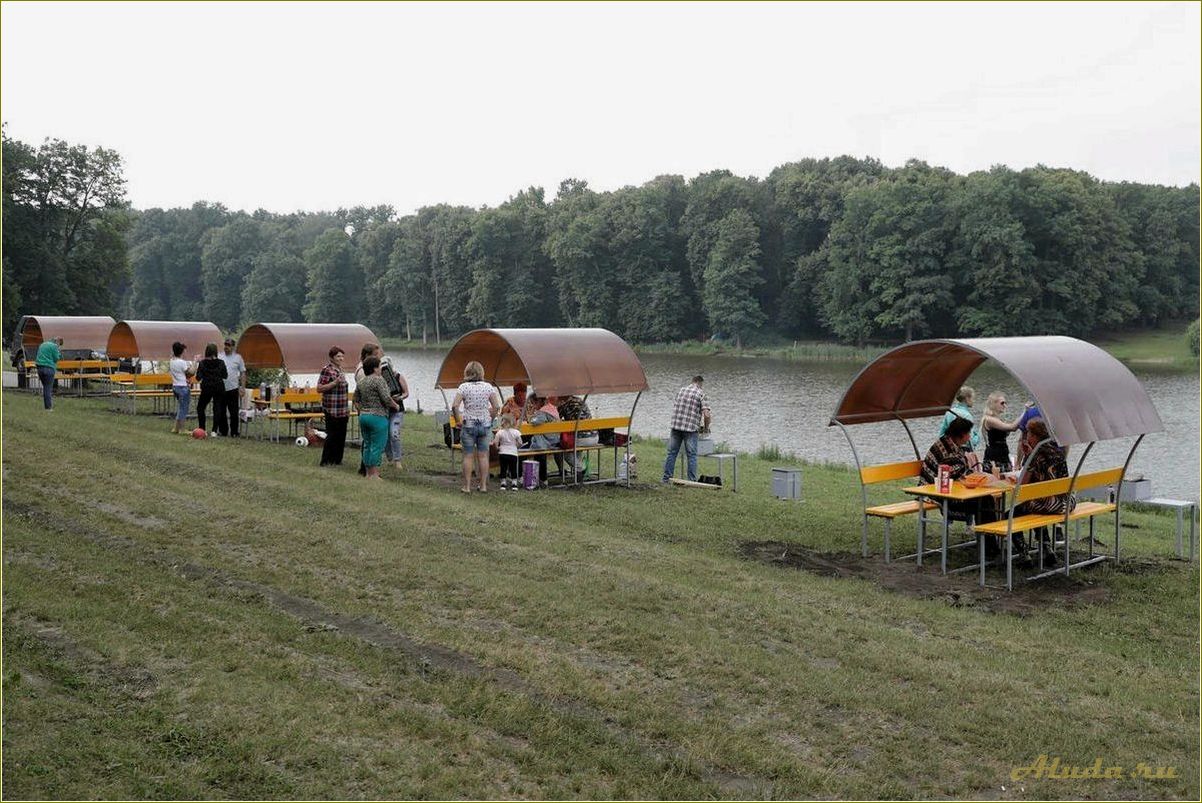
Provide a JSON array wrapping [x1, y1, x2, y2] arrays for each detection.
[[736, 540, 1161, 615]]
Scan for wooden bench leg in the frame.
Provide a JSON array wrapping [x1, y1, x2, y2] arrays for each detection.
[[884, 518, 891, 563], [861, 515, 869, 558]]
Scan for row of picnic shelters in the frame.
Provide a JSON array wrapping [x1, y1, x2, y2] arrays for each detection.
[[9, 315, 1172, 589]]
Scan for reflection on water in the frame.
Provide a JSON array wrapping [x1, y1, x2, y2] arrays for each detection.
[[387, 348, 1200, 501]]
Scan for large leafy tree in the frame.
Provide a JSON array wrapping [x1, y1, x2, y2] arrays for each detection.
[[303, 228, 362, 323], [2, 128, 131, 335], [702, 209, 765, 346], [241, 245, 307, 323], [466, 188, 557, 328], [820, 162, 957, 343], [200, 216, 268, 329], [770, 157, 886, 335]]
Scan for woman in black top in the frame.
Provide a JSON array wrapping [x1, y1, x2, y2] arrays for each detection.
[[980, 391, 1020, 473], [195, 342, 228, 434]]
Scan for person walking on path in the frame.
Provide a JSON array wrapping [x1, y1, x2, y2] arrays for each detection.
[[219, 337, 247, 437], [194, 343, 228, 434], [317, 346, 350, 466], [354, 355, 399, 480], [661, 375, 711, 484], [34, 336, 63, 410], [168, 341, 194, 435]]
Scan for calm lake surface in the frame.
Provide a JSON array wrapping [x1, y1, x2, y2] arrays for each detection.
[[387, 347, 1200, 501]]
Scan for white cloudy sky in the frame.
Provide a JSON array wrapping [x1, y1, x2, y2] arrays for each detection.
[[2, 1, 1198, 213]]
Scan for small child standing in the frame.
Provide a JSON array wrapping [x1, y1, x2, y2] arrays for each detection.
[[492, 414, 524, 490]]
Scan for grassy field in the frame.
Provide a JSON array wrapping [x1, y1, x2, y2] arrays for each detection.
[[1095, 322, 1199, 371], [2, 390, 1198, 799]]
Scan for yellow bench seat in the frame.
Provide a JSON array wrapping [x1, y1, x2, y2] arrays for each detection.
[[974, 501, 1117, 536], [866, 499, 938, 519]]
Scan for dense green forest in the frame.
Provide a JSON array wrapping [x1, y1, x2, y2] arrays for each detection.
[[4, 126, 1198, 346]]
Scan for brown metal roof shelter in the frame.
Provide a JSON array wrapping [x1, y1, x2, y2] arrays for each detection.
[[237, 323, 381, 374], [19, 315, 115, 352], [830, 336, 1164, 586], [107, 320, 224, 361], [435, 327, 649, 397], [435, 328, 649, 486]]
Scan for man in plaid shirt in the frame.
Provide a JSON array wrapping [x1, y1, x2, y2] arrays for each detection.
[[661, 375, 711, 483]]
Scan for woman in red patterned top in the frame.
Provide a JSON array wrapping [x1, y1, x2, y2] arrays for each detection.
[[316, 346, 349, 467]]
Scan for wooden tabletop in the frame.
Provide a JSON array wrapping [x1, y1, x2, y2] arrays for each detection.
[[901, 481, 1011, 501]]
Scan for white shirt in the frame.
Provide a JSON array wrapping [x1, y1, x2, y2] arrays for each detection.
[[494, 427, 523, 456], [219, 352, 246, 392], [456, 380, 497, 424], [169, 357, 190, 387]]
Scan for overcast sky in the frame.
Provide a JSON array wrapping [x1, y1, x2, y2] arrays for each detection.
[[2, 1, 1198, 214]]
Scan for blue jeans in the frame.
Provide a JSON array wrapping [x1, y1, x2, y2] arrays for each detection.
[[173, 386, 191, 422], [662, 429, 698, 482], [386, 410, 404, 462], [36, 366, 55, 409], [460, 421, 491, 454]]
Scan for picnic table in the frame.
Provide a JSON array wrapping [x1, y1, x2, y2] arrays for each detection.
[[901, 479, 1011, 574]]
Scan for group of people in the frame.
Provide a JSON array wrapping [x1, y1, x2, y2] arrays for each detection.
[[315, 343, 410, 479], [449, 362, 601, 493], [919, 384, 1073, 564], [166, 339, 248, 435]]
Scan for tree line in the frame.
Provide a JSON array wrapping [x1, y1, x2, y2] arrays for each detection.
[[4, 126, 1199, 347]]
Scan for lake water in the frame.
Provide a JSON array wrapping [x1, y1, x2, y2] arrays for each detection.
[[386, 348, 1200, 502]]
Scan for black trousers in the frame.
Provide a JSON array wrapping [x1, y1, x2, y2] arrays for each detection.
[[321, 414, 349, 466], [499, 454, 519, 480], [221, 388, 241, 437], [197, 387, 226, 433]]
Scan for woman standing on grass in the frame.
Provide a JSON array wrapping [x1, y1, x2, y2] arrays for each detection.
[[980, 391, 1019, 474], [451, 360, 500, 493], [354, 356, 399, 480], [355, 343, 410, 469], [316, 346, 349, 466], [168, 341, 194, 435], [194, 343, 228, 435]]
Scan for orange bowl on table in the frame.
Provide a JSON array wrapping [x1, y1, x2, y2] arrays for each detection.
[[961, 473, 990, 488]]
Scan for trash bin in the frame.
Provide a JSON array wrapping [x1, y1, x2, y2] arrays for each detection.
[[772, 468, 802, 500]]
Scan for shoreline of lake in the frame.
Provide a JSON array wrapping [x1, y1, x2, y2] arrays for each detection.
[[382, 323, 1200, 373]]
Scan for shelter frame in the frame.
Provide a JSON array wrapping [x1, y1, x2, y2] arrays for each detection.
[[435, 328, 649, 487], [830, 336, 1163, 589]]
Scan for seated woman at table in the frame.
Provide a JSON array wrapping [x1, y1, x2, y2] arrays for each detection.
[[920, 417, 999, 531], [526, 395, 561, 486], [920, 417, 974, 484], [1008, 418, 1075, 565], [500, 382, 529, 424]]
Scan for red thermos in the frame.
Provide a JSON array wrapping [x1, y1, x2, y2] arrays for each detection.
[[937, 464, 951, 494]]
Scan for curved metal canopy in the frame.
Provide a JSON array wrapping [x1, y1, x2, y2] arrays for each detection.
[[435, 328, 649, 397], [107, 320, 224, 361], [237, 322, 381, 374], [19, 315, 116, 352], [830, 336, 1163, 446]]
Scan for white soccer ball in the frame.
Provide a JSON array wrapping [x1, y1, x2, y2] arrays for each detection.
[[295, 436, 309, 448]]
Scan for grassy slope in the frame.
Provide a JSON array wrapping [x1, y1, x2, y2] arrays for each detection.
[[2, 391, 1198, 799], [1095, 322, 1199, 370]]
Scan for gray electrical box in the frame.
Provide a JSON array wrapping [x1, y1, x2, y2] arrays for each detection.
[[772, 468, 802, 500]]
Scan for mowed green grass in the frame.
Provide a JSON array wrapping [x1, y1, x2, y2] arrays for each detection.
[[1096, 321, 1198, 371], [2, 390, 1197, 799]]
